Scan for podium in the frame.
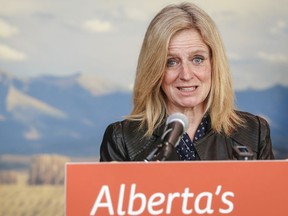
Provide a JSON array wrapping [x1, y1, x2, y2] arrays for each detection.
[[65, 161, 288, 216]]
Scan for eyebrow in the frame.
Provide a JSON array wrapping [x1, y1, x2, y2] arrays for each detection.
[[167, 49, 210, 57]]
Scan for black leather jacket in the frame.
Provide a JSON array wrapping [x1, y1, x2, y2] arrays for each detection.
[[99, 111, 274, 161]]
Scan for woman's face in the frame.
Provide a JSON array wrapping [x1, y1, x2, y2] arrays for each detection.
[[161, 28, 212, 113]]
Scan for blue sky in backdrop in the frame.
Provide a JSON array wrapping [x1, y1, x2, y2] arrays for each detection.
[[0, 0, 287, 91]]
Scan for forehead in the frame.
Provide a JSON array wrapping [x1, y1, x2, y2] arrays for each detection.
[[168, 28, 208, 52]]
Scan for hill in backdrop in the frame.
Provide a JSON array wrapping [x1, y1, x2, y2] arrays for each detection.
[[0, 71, 287, 159]]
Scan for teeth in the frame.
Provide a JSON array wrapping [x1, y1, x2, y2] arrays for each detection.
[[179, 87, 196, 91]]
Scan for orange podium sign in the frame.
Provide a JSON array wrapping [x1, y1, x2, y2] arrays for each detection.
[[65, 161, 288, 216]]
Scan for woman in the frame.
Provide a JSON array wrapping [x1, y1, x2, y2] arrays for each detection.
[[99, 2, 274, 161]]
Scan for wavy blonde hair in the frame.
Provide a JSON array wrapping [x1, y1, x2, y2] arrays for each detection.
[[127, 2, 243, 136]]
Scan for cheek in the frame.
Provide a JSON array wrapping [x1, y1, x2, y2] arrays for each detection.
[[161, 72, 174, 97], [196, 66, 211, 83], [162, 70, 178, 85], [202, 72, 211, 84]]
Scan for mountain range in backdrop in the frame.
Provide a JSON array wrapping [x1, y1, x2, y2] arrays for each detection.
[[0, 71, 287, 159]]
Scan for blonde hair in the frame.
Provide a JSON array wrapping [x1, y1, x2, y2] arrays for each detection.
[[127, 2, 243, 136]]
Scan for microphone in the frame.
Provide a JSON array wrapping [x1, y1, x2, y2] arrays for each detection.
[[144, 112, 189, 161]]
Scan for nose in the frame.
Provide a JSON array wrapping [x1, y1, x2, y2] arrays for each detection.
[[179, 61, 193, 80]]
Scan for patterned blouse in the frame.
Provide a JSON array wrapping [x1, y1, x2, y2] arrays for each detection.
[[175, 115, 210, 160]]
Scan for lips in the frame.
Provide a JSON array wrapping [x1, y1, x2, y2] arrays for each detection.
[[177, 86, 197, 91]]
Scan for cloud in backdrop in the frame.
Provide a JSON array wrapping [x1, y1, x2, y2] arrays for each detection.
[[0, 0, 287, 90]]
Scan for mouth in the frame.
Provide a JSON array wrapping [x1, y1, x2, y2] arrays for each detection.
[[177, 86, 198, 91]]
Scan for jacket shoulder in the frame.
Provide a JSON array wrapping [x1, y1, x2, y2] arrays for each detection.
[[100, 119, 149, 161], [232, 111, 269, 151], [99, 120, 127, 161]]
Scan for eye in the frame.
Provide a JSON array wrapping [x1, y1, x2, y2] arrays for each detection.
[[166, 58, 178, 67], [192, 56, 204, 65]]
